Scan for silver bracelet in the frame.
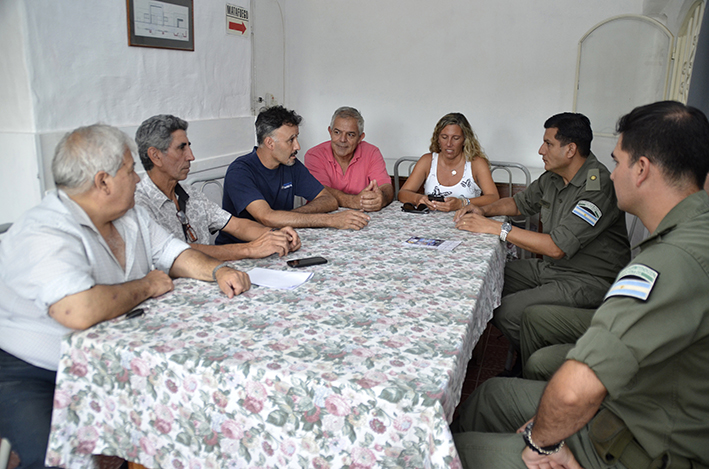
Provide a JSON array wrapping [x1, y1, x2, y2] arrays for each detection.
[[458, 195, 469, 206], [211, 262, 231, 281]]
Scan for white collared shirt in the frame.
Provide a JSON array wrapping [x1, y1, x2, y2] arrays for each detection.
[[0, 190, 189, 370]]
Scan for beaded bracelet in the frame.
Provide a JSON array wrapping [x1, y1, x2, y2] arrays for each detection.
[[211, 262, 231, 281], [522, 421, 565, 455]]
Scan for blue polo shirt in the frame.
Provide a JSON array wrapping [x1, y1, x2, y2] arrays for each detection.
[[216, 147, 323, 244]]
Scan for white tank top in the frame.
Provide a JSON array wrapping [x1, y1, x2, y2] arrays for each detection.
[[424, 153, 482, 199]]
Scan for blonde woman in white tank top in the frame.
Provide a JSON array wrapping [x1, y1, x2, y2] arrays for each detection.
[[424, 153, 480, 199], [398, 113, 499, 212]]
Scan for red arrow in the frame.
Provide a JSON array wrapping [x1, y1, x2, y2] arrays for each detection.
[[229, 21, 246, 33]]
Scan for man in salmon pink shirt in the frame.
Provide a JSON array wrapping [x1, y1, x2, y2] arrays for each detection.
[[304, 107, 394, 212]]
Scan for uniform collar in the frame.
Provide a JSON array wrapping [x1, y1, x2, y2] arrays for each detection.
[[568, 152, 598, 188], [549, 152, 598, 189], [638, 190, 709, 248]]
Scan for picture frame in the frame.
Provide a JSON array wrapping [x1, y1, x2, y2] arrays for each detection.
[[126, 0, 194, 51]]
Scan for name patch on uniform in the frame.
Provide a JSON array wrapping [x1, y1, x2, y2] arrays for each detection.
[[281, 182, 293, 190], [572, 200, 602, 226], [604, 264, 659, 301]]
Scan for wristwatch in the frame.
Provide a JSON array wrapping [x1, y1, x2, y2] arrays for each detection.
[[499, 221, 512, 242], [522, 421, 565, 455]]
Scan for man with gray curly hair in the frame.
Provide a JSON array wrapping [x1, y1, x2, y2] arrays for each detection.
[[0, 124, 250, 468]]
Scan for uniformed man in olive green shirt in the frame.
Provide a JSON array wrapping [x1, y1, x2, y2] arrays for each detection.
[[455, 113, 630, 356], [451, 101, 709, 469]]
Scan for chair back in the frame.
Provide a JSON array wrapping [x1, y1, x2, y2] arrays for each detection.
[[489, 161, 533, 258], [393, 156, 421, 198], [188, 177, 225, 244], [488, 161, 531, 198], [189, 178, 224, 207]]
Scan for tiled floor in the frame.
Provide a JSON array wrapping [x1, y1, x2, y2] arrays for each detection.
[[454, 323, 512, 418]]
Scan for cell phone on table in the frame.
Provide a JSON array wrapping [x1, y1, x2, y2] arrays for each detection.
[[287, 256, 328, 268], [401, 202, 430, 213], [428, 195, 445, 202]]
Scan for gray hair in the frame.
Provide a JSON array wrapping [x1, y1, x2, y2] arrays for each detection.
[[330, 106, 364, 135], [52, 124, 137, 194], [135, 114, 188, 171]]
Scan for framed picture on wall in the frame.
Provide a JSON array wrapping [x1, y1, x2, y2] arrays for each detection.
[[126, 0, 194, 51]]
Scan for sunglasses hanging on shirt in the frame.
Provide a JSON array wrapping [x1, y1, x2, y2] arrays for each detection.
[[176, 210, 198, 243], [174, 183, 197, 243]]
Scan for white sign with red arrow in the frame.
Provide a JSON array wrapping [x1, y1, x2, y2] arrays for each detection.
[[226, 4, 249, 36]]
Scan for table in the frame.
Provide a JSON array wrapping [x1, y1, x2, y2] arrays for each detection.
[[47, 204, 505, 469]]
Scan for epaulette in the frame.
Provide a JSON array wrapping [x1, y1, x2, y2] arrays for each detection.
[[586, 168, 600, 191]]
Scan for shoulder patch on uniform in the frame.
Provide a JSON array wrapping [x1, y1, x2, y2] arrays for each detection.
[[604, 264, 659, 301], [586, 169, 601, 191], [572, 200, 602, 226]]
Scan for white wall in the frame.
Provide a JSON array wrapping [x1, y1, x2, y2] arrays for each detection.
[[0, 1, 34, 132], [688, 1, 709, 117], [284, 1, 645, 178], [252, 0, 286, 111], [24, 2, 253, 131], [0, 1, 42, 223], [0, 0, 255, 225]]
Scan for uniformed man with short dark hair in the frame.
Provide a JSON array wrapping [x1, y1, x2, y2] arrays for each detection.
[[455, 113, 631, 366], [451, 100, 709, 469]]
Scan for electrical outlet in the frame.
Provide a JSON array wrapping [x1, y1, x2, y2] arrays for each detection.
[[265, 93, 278, 107]]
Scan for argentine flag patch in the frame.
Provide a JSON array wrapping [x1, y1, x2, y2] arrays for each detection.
[[572, 200, 601, 226], [605, 264, 658, 301], [281, 182, 293, 189]]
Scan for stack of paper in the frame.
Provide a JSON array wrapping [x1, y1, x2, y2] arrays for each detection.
[[247, 267, 314, 290]]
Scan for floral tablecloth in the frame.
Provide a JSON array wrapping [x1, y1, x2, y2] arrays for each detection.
[[47, 204, 505, 469]]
